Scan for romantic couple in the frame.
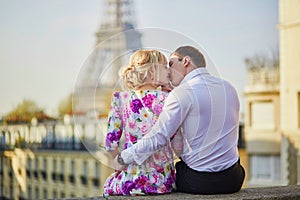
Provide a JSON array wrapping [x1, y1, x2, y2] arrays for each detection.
[[103, 46, 245, 196]]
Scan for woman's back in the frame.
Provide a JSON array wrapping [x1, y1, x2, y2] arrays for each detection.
[[104, 90, 176, 196]]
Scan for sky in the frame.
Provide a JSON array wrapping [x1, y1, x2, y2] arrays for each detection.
[[0, 0, 279, 117]]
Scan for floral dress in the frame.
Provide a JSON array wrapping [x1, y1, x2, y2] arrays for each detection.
[[103, 90, 176, 196]]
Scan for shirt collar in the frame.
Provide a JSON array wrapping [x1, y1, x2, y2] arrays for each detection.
[[180, 68, 209, 85]]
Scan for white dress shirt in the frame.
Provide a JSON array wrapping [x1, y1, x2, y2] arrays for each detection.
[[122, 68, 240, 172]]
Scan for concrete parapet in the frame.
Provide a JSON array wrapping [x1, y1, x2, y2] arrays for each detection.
[[64, 185, 300, 200]]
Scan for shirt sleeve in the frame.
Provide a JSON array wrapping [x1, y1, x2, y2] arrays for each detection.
[[121, 89, 190, 165], [105, 92, 123, 151]]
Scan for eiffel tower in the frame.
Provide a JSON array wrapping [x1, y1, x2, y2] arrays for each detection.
[[73, 0, 142, 116]]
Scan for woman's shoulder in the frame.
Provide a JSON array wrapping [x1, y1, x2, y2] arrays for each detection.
[[114, 90, 168, 97], [112, 90, 134, 97]]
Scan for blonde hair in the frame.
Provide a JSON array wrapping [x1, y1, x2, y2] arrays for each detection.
[[119, 49, 167, 89]]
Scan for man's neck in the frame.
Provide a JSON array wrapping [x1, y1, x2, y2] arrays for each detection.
[[185, 65, 197, 76]]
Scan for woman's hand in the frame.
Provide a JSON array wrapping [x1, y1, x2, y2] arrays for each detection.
[[162, 83, 174, 92]]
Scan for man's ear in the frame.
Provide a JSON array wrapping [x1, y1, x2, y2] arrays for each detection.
[[183, 56, 190, 67]]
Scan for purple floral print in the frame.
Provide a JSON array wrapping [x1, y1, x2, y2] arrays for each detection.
[[130, 99, 143, 114], [103, 90, 176, 196]]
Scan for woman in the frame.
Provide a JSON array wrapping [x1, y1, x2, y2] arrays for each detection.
[[103, 49, 181, 196]]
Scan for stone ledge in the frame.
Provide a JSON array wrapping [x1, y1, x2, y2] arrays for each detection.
[[64, 185, 300, 200]]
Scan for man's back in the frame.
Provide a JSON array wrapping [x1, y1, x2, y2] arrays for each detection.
[[171, 68, 240, 172]]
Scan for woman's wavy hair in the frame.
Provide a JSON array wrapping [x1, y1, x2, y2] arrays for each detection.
[[119, 49, 167, 90]]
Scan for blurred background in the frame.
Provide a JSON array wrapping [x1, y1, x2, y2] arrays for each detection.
[[1, 0, 300, 199]]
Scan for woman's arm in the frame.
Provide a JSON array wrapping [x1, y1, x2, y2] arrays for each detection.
[[170, 128, 184, 158]]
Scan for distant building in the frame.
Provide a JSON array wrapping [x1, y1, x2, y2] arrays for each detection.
[[244, 0, 300, 187], [244, 65, 281, 186], [0, 148, 112, 200], [278, 0, 300, 185], [0, 117, 113, 200]]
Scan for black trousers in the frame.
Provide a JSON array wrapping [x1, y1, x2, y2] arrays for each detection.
[[175, 160, 245, 194]]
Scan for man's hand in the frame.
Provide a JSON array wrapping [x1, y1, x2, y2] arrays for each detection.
[[108, 149, 119, 159], [113, 153, 128, 171]]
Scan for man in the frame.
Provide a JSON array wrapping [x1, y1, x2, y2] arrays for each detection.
[[114, 45, 245, 194]]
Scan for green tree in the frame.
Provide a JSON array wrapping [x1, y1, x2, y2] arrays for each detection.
[[4, 99, 50, 124], [58, 94, 73, 116], [244, 48, 279, 70]]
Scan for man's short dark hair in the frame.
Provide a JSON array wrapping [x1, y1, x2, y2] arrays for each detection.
[[173, 46, 206, 68]]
